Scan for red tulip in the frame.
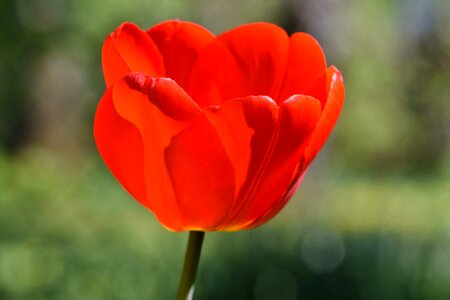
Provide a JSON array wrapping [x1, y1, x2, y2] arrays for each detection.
[[94, 20, 344, 232]]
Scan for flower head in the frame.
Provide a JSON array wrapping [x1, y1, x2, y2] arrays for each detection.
[[94, 20, 344, 231]]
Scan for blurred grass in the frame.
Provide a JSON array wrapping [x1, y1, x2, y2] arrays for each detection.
[[1, 150, 449, 299]]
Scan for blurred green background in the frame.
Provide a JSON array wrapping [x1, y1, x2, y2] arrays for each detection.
[[1, 0, 449, 299]]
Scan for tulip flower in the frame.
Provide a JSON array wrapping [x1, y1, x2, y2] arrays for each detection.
[[94, 20, 344, 299]]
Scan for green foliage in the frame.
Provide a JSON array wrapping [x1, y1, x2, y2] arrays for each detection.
[[0, 152, 449, 299]]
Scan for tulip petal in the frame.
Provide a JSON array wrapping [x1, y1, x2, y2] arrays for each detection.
[[278, 33, 328, 106], [94, 88, 147, 205], [200, 96, 279, 230], [100, 72, 202, 231], [189, 23, 289, 107], [102, 22, 165, 87], [147, 20, 215, 91], [252, 67, 345, 228], [249, 66, 344, 228], [164, 114, 236, 231], [303, 66, 345, 165], [203, 96, 278, 198], [225, 95, 322, 230]]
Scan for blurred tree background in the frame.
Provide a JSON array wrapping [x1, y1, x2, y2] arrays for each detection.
[[0, 0, 449, 299]]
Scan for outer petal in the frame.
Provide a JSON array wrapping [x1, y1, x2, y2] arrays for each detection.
[[164, 113, 236, 231], [203, 96, 279, 199], [188, 23, 290, 107], [96, 72, 202, 231], [200, 96, 279, 230], [223, 95, 322, 230], [147, 20, 215, 91], [158, 95, 280, 231], [102, 22, 165, 87], [164, 96, 278, 231], [303, 66, 345, 165], [250, 66, 345, 228], [94, 89, 147, 205], [277, 33, 328, 106]]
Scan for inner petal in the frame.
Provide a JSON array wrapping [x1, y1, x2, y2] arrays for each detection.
[[188, 23, 290, 107]]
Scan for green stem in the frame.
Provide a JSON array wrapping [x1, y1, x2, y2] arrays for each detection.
[[176, 231, 205, 300]]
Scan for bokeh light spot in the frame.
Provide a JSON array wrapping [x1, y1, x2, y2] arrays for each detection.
[[300, 227, 345, 273]]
